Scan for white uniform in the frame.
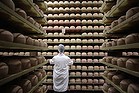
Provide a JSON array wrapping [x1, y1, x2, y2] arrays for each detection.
[[50, 53, 73, 92]]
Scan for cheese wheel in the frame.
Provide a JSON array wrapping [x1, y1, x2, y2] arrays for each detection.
[[103, 83, 111, 92], [117, 38, 125, 45], [99, 79, 105, 84], [87, 85, 93, 89], [18, 79, 32, 92], [111, 20, 118, 28], [0, 62, 8, 79], [127, 83, 139, 93], [76, 72, 81, 76], [106, 56, 113, 63], [118, 16, 126, 23], [5, 59, 21, 74], [76, 78, 81, 83], [20, 59, 31, 70], [94, 86, 99, 89], [88, 72, 93, 76], [104, 71, 109, 76], [25, 36, 33, 45], [125, 33, 139, 44], [106, 42, 112, 47], [0, 29, 13, 42], [70, 72, 76, 76], [70, 85, 75, 90], [82, 79, 87, 83], [120, 79, 132, 91], [111, 57, 118, 65], [88, 66, 93, 70], [75, 85, 81, 90], [108, 87, 118, 93], [16, 8, 27, 19], [82, 66, 87, 70], [82, 86, 87, 90], [27, 75, 38, 86], [70, 79, 75, 83], [94, 45, 99, 49], [87, 59, 92, 63], [36, 56, 43, 64], [38, 69, 46, 77], [6, 85, 23, 93], [94, 66, 99, 70], [112, 74, 125, 85], [27, 16, 35, 24], [107, 72, 117, 80], [82, 72, 87, 76], [13, 33, 26, 44], [34, 71, 43, 81], [81, 59, 86, 63], [76, 52, 81, 56], [112, 40, 117, 46], [34, 86, 43, 93], [1, 0, 15, 10], [126, 59, 139, 71], [117, 58, 128, 67], [88, 79, 93, 83], [29, 57, 38, 67], [71, 66, 76, 69], [126, 7, 139, 19], [94, 72, 99, 76]]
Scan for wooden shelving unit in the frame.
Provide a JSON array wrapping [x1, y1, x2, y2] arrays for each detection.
[[101, 43, 139, 50], [101, 62, 139, 78], [28, 75, 47, 93], [0, 40, 48, 51], [102, 75, 126, 93], [0, 2, 44, 35], [13, 0, 44, 17], [0, 61, 48, 86]]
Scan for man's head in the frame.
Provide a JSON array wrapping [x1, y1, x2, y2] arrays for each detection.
[[58, 44, 65, 53]]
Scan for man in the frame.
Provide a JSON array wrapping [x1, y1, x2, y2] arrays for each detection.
[[50, 44, 73, 93]]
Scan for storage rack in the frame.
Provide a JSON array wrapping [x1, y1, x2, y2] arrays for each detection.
[[0, 0, 48, 93], [40, 0, 107, 92], [100, 0, 139, 93]]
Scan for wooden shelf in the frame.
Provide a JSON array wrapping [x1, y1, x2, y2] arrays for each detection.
[[35, 1, 48, 13], [101, 62, 139, 78], [0, 61, 48, 86], [46, 9, 101, 14], [0, 40, 48, 51], [0, 2, 44, 35], [33, 35, 105, 39], [101, 1, 116, 13], [28, 75, 47, 93], [34, 17, 47, 25], [101, 43, 139, 50], [47, 75, 102, 78], [13, 0, 44, 17], [47, 16, 102, 20], [104, 12, 139, 36], [46, 3, 102, 8], [106, 0, 139, 17], [44, 55, 104, 59], [102, 75, 126, 93], [44, 82, 103, 85], [47, 42, 102, 44], [69, 89, 102, 91]]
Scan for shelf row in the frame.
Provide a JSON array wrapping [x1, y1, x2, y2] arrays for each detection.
[[101, 62, 139, 78], [46, 9, 101, 14], [101, 43, 139, 51], [0, 40, 48, 51], [46, 22, 103, 26], [46, 1, 103, 7], [0, 61, 48, 86], [102, 75, 126, 93], [104, 12, 139, 37], [47, 75, 103, 78], [0, 2, 45, 35]]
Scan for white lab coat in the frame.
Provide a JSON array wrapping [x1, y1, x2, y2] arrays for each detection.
[[50, 53, 73, 92]]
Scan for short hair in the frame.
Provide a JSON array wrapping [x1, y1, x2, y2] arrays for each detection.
[[58, 44, 64, 53]]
